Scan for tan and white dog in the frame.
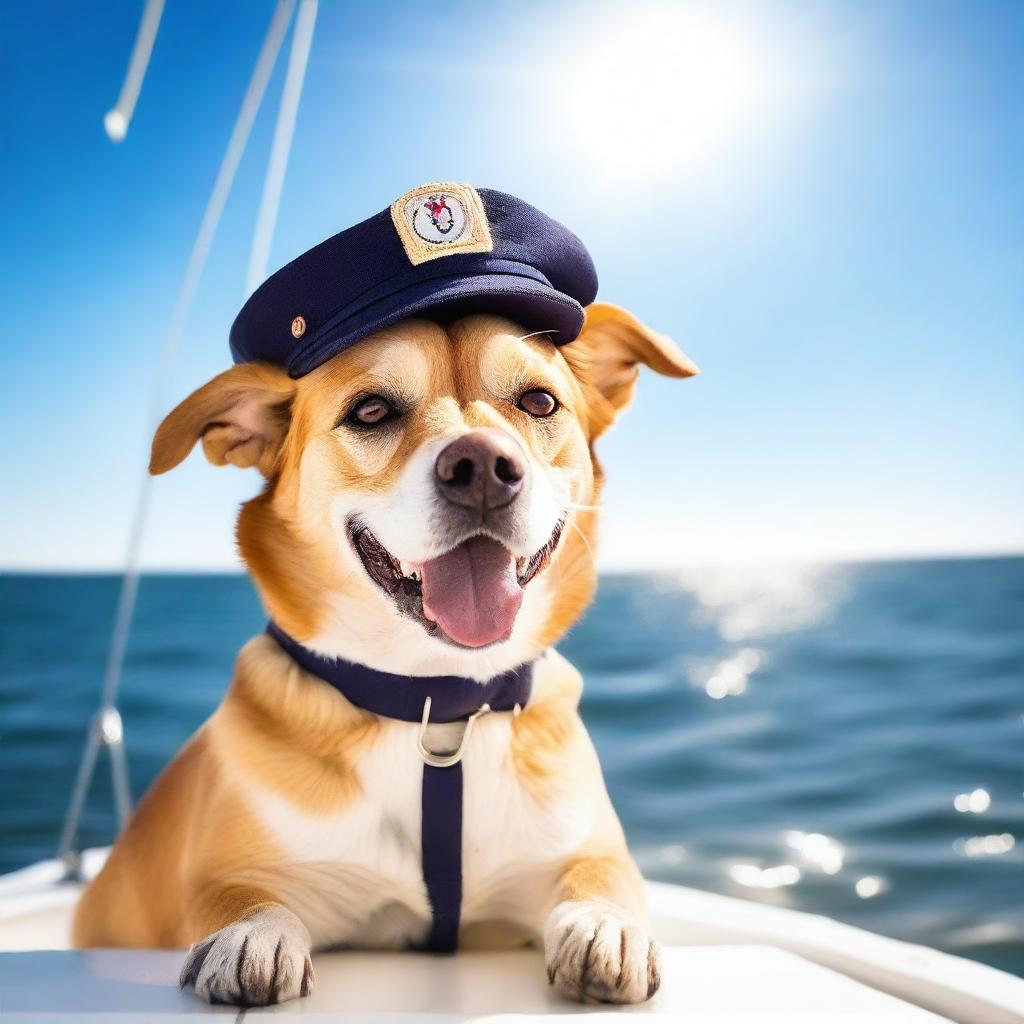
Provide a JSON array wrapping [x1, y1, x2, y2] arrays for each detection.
[[73, 303, 697, 1006]]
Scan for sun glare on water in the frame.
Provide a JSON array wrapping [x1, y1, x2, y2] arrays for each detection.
[[566, 8, 767, 182]]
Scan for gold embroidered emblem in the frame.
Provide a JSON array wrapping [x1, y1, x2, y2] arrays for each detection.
[[390, 182, 493, 266]]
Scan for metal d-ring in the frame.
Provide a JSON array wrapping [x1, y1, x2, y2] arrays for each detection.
[[417, 696, 491, 768]]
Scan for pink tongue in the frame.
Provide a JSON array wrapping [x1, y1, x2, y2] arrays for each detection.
[[421, 536, 523, 648]]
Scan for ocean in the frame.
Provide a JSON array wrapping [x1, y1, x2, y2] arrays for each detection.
[[1, 558, 1021, 975]]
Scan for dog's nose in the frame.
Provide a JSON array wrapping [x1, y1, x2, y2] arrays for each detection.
[[435, 429, 526, 512]]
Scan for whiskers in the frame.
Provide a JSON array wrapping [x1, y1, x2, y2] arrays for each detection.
[[472, 645, 500, 682], [563, 513, 598, 577], [541, 505, 601, 586]]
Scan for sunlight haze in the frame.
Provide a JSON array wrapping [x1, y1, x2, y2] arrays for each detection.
[[2, 0, 1021, 571]]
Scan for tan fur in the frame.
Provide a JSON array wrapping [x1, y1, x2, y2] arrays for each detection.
[[559, 850, 646, 914], [76, 306, 695, 1004], [73, 637, 380, 948], [509, 653, 587, 801], [216, 637, 381, 816]]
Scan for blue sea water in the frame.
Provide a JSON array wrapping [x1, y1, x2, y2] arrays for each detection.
[[1, 559, 1022, 976]]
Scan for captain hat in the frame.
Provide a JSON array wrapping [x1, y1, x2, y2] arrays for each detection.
[[230, 182, 599, 378]]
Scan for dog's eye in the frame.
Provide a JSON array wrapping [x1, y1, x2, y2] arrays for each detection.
[[347, 396, 392, 426], [518, 389, 558, 417]]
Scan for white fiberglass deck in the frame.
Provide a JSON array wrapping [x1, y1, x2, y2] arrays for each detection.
[[0, 946, 955, 1023], [0, 855, 1021, 1023]]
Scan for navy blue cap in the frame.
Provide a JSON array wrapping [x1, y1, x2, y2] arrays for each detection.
[[230, 183, 599, 378]]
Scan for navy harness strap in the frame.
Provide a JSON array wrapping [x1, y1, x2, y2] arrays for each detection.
[[422, 762, 462, 951], [266, 622, 533, 953]]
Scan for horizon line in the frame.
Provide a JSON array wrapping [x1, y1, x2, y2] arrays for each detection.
[[3, 548, 1022, 577]]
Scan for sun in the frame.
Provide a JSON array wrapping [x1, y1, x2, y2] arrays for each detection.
[[565, 8, 765, 182]]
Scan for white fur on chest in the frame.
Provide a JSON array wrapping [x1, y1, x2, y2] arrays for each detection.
[[239, 712, 595, 950]]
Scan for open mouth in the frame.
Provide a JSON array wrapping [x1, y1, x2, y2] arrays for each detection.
[[348, 519, 564, 649]]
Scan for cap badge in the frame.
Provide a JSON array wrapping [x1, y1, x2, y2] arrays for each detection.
[[391, 182, 493, 266]]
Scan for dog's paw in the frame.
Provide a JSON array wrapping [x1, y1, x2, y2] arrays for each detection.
[[543, 899, 661, 1005], [179, 906, 314, 1006]]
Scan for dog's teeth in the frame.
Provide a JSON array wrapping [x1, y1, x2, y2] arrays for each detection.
[[397, 560, 421, 582]]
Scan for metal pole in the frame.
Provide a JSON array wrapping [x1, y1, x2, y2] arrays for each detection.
[[103, 0, 166, 142], [245, 0, 319, 295], [58, 0, 299, 875]]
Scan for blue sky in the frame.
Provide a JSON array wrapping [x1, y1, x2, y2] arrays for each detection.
[[1, 0, 1021, 570]]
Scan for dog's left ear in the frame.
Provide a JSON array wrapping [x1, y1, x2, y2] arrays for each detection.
[[572, 304, 698, 431], [149, 363, 296, 476]]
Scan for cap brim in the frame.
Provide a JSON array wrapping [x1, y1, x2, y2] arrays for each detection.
[[286, 273, 585, 378]]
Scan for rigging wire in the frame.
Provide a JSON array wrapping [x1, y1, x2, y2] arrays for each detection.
[[246, 0, 319, 296], [103, 0, 166, 142], [58, 0, 300, 875]]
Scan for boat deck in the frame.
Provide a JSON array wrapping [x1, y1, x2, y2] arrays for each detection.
[[0, 945, 953, 1022], [2, 858, 1021, 1023]]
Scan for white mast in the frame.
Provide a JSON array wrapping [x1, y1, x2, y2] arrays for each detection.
[[246, 0, 320, 295], [59, 0, 314, 874], [103, 0, 166, 142]]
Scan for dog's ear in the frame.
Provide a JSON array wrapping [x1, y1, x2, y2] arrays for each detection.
[[578, 301, 697, 408], [149, 363, 296, 476]]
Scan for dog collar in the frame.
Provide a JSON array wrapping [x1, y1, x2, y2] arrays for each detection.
[[266, 621, 534, 953], [266, 621, 533, 724]]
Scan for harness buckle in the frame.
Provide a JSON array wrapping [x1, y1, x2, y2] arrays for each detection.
[[417, 696, 491, 768]]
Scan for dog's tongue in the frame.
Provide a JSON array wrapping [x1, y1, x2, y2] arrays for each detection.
[[421, 536, 522, 648]]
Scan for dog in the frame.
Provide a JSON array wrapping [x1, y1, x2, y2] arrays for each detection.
[[72, 203, 697, 1009]]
